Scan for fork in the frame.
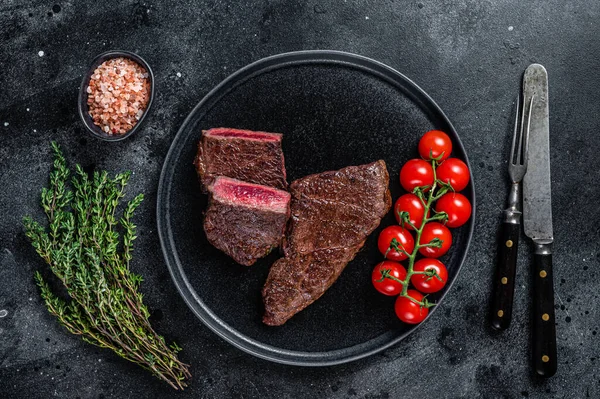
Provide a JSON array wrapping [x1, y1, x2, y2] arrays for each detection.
[[490, 95, 534, 331]]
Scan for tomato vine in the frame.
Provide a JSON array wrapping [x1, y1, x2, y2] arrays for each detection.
[[384, 157, 452, 308]]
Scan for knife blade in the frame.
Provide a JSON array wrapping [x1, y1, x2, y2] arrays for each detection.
[[523, 65, 553, 244], [522, 64, 557, 378]]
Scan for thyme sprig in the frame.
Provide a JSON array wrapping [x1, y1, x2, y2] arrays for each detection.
[[23, 143, 191, 390], [386, 158, 450, 309]]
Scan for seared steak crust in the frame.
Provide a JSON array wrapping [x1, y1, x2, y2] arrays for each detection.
[[262, 160, 391, 325], [194, 128, 287, 191]]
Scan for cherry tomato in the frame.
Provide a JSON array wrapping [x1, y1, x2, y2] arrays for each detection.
[[435, 193, 472, 228], [418, 130, 452, 161], [400, 159, 434, 192], [436, 158, 470, 192], [418, 222, 452, 258], [371, 261, 407, 296], [394, 194, 429, 230], [395, 289, 429, 324], [411, 258, 448, 294], [377, 225, 415, 261]]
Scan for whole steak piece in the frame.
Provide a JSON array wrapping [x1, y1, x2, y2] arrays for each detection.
[[204, 177, 291, 266], [262, 160, 391, 326], [194, 128, 287, 191]]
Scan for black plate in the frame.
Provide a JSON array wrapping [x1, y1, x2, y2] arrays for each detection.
[[157, 50, 475, 366]]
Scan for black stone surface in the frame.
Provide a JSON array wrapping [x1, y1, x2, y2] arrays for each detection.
[[0, 1, 598, 398]]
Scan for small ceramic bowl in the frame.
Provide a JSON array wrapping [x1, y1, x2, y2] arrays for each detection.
[[78, 50, 155, 142]]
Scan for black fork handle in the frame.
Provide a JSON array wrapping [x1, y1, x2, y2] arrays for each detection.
[[490, 181, 522, 331], [490, 221, 520, 330]]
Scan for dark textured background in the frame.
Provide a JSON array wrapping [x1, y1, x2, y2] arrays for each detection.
[[0, 1, 598, 398]]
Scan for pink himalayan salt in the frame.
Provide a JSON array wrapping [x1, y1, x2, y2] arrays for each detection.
[[87, 57, 150, 135]]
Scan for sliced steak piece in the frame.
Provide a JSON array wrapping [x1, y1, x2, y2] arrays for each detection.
[[262, 160, 391, 326], [194, 128, 287, 191], [204, 177, 291, 266]]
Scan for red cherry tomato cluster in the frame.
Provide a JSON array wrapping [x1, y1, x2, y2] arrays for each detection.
[[372, 129, 472, 325]]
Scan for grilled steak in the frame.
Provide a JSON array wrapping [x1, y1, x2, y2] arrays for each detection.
[[204, 177, 291, 266], [194, 128, 287, 191], [262, 160, 391, 325]]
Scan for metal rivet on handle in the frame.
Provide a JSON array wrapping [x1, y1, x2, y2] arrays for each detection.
[[497, 310, 504, 317], [505, 240, 513, 248], [501, 277, 508, 284], [542, 313, 550, 321], [539, 270, 547, 278], [542, 355, 550, 363]]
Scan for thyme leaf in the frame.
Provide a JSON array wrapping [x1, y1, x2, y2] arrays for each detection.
[[23, 142, 191, 390]]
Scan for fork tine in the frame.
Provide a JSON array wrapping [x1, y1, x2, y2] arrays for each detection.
[[516, 94, 527, 165], [510, 95, 520, 165], [522, 95, 534, 166]]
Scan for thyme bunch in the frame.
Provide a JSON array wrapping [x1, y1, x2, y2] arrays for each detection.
[[23, 143, 191, 390]]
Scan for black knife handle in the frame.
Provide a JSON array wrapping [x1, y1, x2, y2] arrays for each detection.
[[532, 251, 557, 377], [490, 222, 520, 330]]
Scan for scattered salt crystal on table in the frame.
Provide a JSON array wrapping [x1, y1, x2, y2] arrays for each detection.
[[38, 50, 44, 57], [86, 57, 150, 135]]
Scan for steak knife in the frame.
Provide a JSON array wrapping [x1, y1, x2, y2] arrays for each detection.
[[522, 64, 557, 378]]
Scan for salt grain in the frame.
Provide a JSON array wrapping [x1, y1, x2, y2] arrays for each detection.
[[86, 57, 150, 135], [38, 50, 44, 57], [3, 122, 8, 127]]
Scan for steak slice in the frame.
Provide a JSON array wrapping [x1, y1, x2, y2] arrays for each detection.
[[204, 177, 291, 266], [194, 128, 287, 191], [262, 160, 391, 326]]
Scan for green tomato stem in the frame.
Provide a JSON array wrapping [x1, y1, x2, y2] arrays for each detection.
[[383, 158, 449, 309], [377, 269, 407, 285]]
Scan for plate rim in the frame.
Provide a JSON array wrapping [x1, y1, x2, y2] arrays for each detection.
[[156, 49, 476, 366]]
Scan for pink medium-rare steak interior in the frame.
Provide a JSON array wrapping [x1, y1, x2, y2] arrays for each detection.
[[194, 127, 288, 190], [205, 127, 282, 142], [208, 177, 290, 212], [204, 177, 291, 266]]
